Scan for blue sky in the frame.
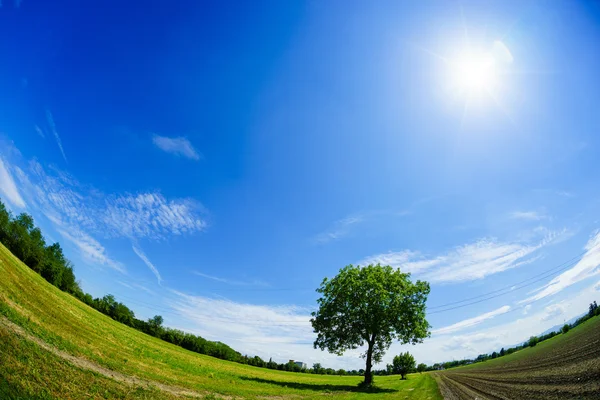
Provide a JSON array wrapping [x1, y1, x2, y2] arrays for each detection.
[[2, 0, 600, 368]]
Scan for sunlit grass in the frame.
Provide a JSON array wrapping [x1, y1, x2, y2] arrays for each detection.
[[0, 243, 442, 399]]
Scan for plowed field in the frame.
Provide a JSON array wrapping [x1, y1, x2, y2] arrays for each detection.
[[434, 316, 600, 399]]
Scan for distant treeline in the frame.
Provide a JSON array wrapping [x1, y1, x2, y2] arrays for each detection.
[[0, 199, 348, 374], [428, 301, 600, 371]]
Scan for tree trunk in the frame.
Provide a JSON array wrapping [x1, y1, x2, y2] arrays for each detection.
[[364, 342, 373, 385]]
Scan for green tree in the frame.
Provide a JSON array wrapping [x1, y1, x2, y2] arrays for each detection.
[[417, 363, 427, 373], [312, 363, 323, 374], [148, 315, 164, 337], [386, 363, 393, 375], [561, 324, 570, 334], [392, 352, 415, 379], [311, 264, 430, 385], [528, 336, 539, 347]]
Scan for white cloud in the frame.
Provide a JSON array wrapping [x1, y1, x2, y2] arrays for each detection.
[[132, 245, 162, 285], [0, 158, 26, 208], [522, 304, 532, 315], [432, 306, 510, 335], [521, 230, 600, 303], [165, 290, 366, 369], [314, 215, 364, 243], [117, 280, 134, 289], [132, 283, 156, 295], [35, 125, 45, 138], [13, 159, 207, 240], [192, 271, 268, 286], [56, 227, 124, 273], [3, 147, 207, 277], [509, 211, 547, 221], [384, 280, 600, 365], [360, 232, 564, 283], [46, 109, 67, 162], [103, 193, 207, 239], [541, 303, 566, 321], [152, 134, 201, 160]]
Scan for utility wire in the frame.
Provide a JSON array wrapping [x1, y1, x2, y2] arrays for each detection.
[[109, 252, 586, 323], [426, 251, 586, 310]]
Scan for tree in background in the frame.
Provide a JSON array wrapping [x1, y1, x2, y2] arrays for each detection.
[[562, 324, 570, 334], [417, 363, 427, 374], [148, 315, 164, 337], [311, 264, 430, 385], [528, 336, 539, 347], [391, 352, 415, 380]]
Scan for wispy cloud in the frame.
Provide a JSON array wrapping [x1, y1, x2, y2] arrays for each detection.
[[385, 280, 600, 365], [132, 283, 156, 295], [432, 306, 510, 335], [117, 280, 134, 289], [103, 193, 207, 239], [509, 211, 547, 221], [13, 159, 207, 240], [0, 158, 26, 208], [541, 303, 566, 321], [56, 226, 124, 273], [34, 125, 45, 138], [314, 215, 364, 244], [132, 245, 162, 285], [152, 134, 201, 160], [4, 144, 207, 274], [165, 290, 353, 365], [360, 231, 565, 283], [46, 109, 67, 162], [192, 271, 268, 287], [521, 230, 600, 303]]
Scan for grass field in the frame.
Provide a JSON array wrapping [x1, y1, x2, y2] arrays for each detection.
[[0, 243, 442, 400], [434, 313, 600, 399]]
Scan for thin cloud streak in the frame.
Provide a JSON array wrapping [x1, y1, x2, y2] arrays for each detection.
[[56, 226, 124, 273], [152, 134, 201, 160], [132, 245, 163, 285], [521, 230, 600, 303], [0, 158, 26, 208], [46, 109, 67, 162], [360, 231, 565, 283], [192, 271, 268, 287], [35, 125, 45, 138], [510, 211, 547, 221], [314, 215, 364, 244], [432, 306, 511, 335]]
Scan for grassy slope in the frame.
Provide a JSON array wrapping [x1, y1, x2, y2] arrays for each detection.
[[447, 313, 600, 372], [0, 244, 442, 400]]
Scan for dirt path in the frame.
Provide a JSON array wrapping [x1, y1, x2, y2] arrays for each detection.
[[0, 316, 214, 399]]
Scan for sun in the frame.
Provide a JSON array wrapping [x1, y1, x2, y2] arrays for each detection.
[[451, 52, 498, 94]]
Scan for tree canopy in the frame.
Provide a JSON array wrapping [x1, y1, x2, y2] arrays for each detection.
[[311, 264, 430, 385], [391, 352, 416, 379]]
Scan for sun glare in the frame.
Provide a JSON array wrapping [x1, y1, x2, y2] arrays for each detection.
[[452, 53, 497, 94], [447, 41, 513, 100]]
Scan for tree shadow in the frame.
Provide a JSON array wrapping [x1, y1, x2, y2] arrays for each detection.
[[239, 376, 397, 393]]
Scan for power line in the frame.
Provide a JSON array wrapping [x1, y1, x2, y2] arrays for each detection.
[[108, 251, 586, 325], [426, 251, 586, 310], [428, 256, 582, 314]]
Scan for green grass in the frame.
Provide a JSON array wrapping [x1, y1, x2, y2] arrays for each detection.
[[0, 243, 442, 400]]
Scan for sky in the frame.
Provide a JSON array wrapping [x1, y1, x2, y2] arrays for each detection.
[[1, 0, 600, 370]]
